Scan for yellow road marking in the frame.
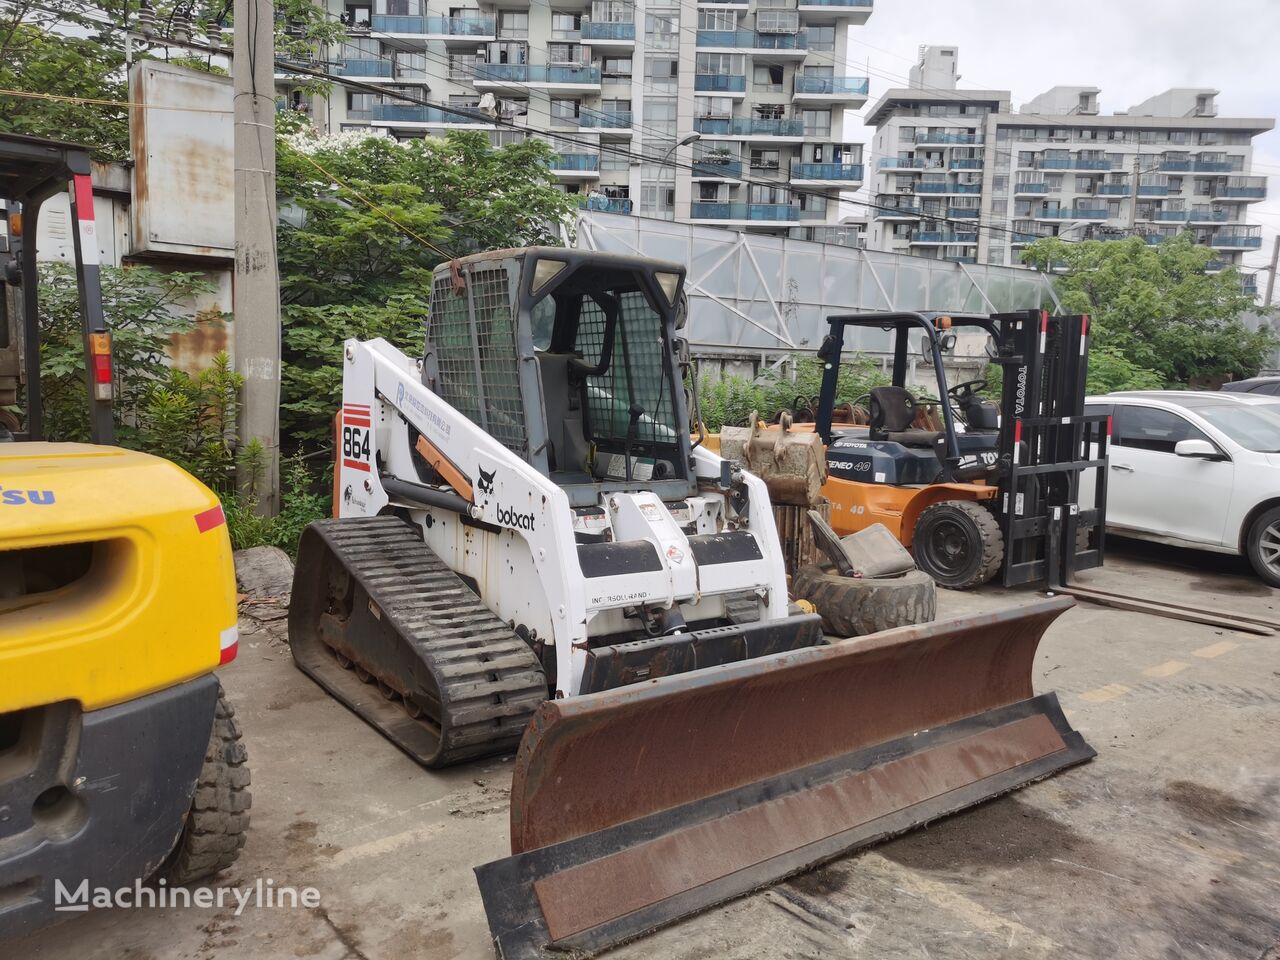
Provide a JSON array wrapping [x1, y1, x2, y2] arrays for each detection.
[[1192, 640, 1239, 659], [1143, 660, 1190, 678], [1079, 683, 1130, 703]]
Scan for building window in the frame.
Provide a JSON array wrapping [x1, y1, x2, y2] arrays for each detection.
[[899, 126, 915, 143], [753, 64, 783, 92], [600, 148, 629, 171], [697, 9, 736, 30], [645, 55, 678, 88], [645, 9, 678, 48], [750, 184, 790, 204], [550, 11, 582, 39], [498, 10, 528, 37], [696, 52, 743, 76], [755, 103, 785, 120], [750, 148, 781, 170], [548, 43, 584, 64], [644, 96, 677, 136], [801, 109, 831, 138], [807, 25, 835, 51], [640, 181, 675, 218], [602, 57, 632, 79], [550, 98, 581, 126], [695, 96, 734, 119], [699, 182, 724, 201]]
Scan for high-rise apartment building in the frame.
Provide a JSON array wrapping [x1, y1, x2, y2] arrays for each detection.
[[276, 0, 875, 232], [866, 47, 1273, 287]]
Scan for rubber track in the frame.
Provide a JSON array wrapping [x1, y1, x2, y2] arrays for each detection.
[[294, 517, 547, 767]]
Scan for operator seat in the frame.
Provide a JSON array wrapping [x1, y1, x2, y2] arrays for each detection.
[[868, 386, 943, 448], [537, 353, 593, 481]]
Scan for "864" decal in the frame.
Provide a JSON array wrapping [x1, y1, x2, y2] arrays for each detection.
[[342, 404, 372, 472]]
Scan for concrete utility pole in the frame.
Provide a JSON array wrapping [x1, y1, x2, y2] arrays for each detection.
[[233, 0, 281, 513], [1265, 234, 1279, 308]]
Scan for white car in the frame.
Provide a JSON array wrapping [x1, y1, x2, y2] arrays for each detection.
[[1082, 391, 1280, 587]]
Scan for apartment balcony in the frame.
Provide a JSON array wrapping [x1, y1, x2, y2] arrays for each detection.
[[949, 158, 982, 170], [690, 202, 800, 224], [790, 162, 863, 186], [1210, 231, 1263, 250], [694, 116, 806, 142], [1141, 231, 1178, 245], [549, 153, 601, 179], [370, 103, 495, 130], [1137, 184, 1170, 196], [1215, 178, 1267, 201], [580, 20, 636, 51], [910, 230, 978, 245], [695, 74, 747, 96], [697, 0, 749, 9], [579, 109, 633, 136], [874, 195, 921, 219], [915, 132, 983, 145], [914, 182, 981, 195], [945, 255, 978, 264], [877, 157, 932, 172], [473, 63, 602, 93], [792, 76, 869, 106], [1188, 208, 1231, 224], [371, 14, 497, 44], [1073, 158, 1112, 171], [796, 0, 873, 24], [1014, 181, 1049, 195], [1160, 159, 1235, 174], [695, 29, 809, 57], [579, 196, 633, 215], [1010, 232, 1048, 245], [948, 206, 981, 219], [1095, 184, 1130, 196], [1030, 208, 1109, 220], [692, 158, 743, 180], [337, 59, 393, 78]]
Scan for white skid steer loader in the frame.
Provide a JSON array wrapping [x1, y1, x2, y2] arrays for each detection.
[[288, 248, 1094, 959]]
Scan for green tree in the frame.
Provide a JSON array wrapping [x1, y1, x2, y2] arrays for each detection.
[[1020, 233, 1273, 387], [275, 127, 577, 449]]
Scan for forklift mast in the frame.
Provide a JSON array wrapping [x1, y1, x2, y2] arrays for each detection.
[[991, 310, 1109, 587], [0, 134, 114, 443]]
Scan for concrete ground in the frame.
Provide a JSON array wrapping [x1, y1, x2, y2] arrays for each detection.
[[15, 539, 1280, 960]]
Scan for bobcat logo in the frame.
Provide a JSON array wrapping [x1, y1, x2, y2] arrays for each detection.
[[343, 484, 353, 505], [477, 465, 496, 496]]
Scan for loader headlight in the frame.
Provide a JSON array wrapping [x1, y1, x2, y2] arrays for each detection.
[[654, 270, 682, 308], [531, 257, 568, 295]]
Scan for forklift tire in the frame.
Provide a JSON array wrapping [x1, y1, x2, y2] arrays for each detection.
[[154, 684, 251, 886], [792, 564, 936, 637], [912, 500, 1004, 590]]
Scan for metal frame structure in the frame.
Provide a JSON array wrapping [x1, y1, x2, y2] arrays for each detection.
[[572, 211, 1062, 360], [0, 134, 112, 443]]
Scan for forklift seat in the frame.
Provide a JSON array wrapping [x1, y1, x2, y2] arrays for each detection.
[[869, 387, 943, 448]]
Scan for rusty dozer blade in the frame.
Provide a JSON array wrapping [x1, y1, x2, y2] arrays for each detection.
[[475, 596, 1093, 959]]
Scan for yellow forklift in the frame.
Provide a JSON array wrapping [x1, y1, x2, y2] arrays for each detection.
[[0, 134, 248, 939]]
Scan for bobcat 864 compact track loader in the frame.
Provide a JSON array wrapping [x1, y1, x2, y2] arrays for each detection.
[[288, 248, 1094, 959]]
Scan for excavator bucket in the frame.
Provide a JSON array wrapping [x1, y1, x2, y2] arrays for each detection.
[[475, 596, 1092, 959]]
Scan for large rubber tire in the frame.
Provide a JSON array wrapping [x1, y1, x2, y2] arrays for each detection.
[[792, 563, 936, 637], [1245, 505, 1280, 588], [912, 500, 1004, 590], [155, 684, 251, 885]]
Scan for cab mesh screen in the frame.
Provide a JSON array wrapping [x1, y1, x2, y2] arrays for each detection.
[[427, 265, 528, 456]]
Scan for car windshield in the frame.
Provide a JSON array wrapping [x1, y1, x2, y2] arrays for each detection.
[[1193, 402, 1280, 452]]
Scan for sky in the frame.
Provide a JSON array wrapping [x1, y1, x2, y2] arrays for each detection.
[[841, 0, 1280, 290]]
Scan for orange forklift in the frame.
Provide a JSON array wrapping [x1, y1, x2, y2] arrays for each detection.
[[810, 309, 1109, 588]]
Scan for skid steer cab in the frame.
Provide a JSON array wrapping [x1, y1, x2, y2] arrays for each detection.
[[807, 309, 1110, 589], [0, 134, 248, 940], [290, 249, 1095, 958]]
